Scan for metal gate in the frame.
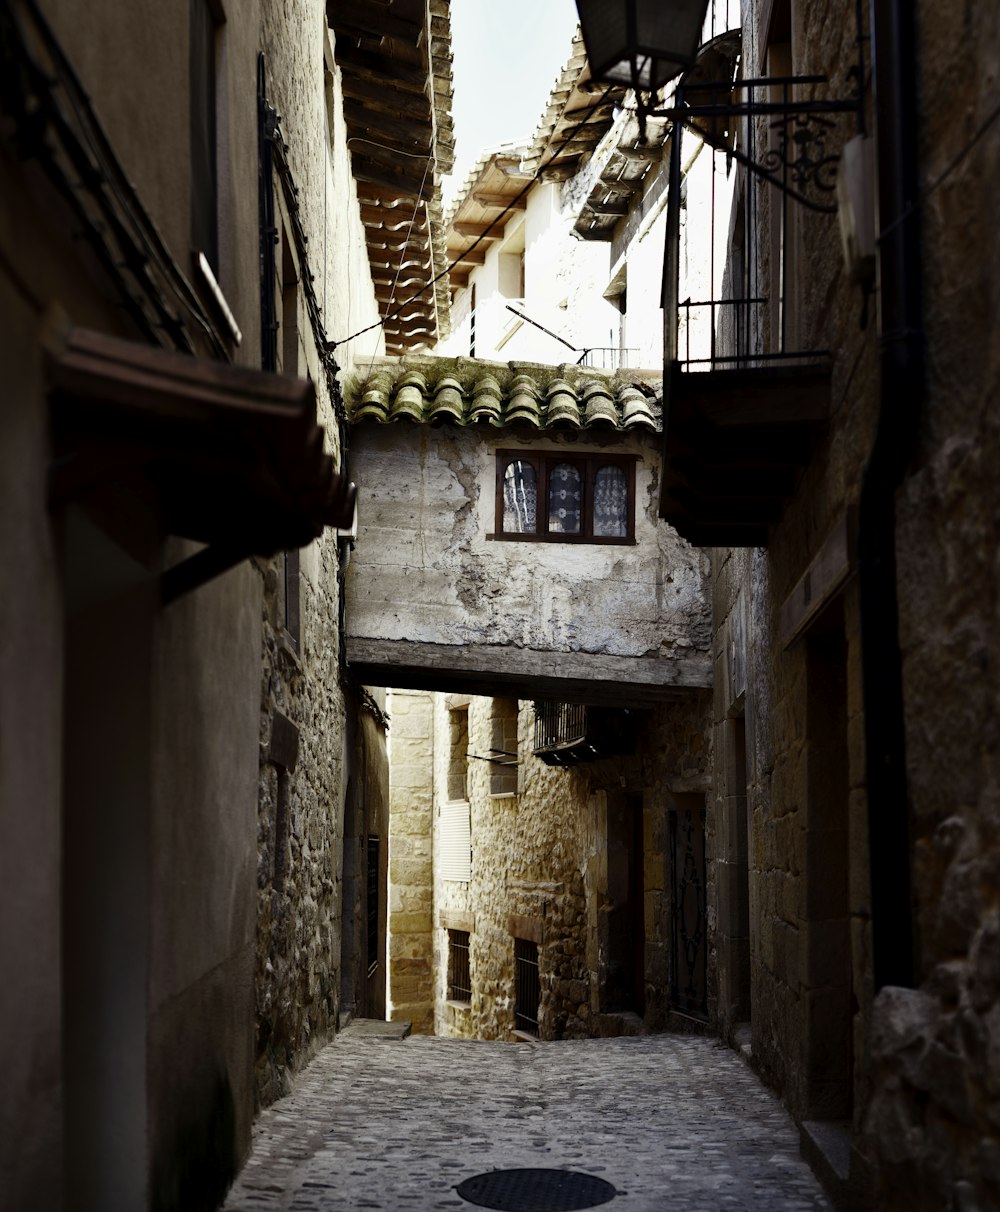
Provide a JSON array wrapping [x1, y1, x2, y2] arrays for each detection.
[[669, 799, 708, 1018]]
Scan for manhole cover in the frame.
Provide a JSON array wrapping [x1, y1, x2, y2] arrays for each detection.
[[456, 1167, 617, 1212]]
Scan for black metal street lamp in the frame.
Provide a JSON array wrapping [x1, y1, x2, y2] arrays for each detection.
[[575, 0, 710, 94]]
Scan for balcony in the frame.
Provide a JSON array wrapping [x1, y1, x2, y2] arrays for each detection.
[[661, 308, 830, 547], [655, 37, 855, 547], [532, 703, 635, 767]]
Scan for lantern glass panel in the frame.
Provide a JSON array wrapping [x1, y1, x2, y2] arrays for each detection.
[[577, 0, 709, 91]]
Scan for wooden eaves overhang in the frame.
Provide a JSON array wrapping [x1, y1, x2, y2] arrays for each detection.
[[445, 148, 533, 294], [328, 0, 455, 354], [521, 30, 624, 186], [48, 328, 356, 603], [520, 28, 667, 242]]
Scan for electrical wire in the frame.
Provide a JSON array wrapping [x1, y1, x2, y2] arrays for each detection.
[[332, 81, 620, 349]]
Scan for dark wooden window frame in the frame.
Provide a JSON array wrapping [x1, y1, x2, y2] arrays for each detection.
[[491, 450, 638, 545]]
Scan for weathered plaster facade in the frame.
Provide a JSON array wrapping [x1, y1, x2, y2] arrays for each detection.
[[344, 358, 712, 706]]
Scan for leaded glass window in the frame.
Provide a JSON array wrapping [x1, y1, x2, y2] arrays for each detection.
[[494, 451, 637, 544], [502, 459, 537, 533], [593, 464, 629, 537]]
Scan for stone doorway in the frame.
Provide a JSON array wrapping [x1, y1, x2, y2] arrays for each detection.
[[669, 793, 708, 1019], [604, 794, 646, 1015]]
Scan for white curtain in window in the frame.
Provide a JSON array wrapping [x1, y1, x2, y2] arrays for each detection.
[[548, 463, 581, 533], [593, 465, 628, 536], [503, 460, 537, 532]]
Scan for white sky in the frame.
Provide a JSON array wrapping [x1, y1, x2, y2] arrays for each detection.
[[442, 0, 580, 208]]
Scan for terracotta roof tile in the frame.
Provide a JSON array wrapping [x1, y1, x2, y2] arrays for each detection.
[[347, 355, 661, 432]]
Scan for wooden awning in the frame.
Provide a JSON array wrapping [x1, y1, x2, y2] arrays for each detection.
[[47, 328, 356, 598]]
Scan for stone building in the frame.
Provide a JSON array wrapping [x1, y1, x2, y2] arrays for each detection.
[[0, 0, 452, 1208], [426, 692, 714, 1043], [646, 0, 1000, 1206], [438, 27, 676, 373], [342, 354, 714, 1042]]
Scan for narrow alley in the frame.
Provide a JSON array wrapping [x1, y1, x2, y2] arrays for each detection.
[[223, 1026, 828, 1211]]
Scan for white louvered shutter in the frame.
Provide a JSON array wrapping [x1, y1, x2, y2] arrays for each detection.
[[439, 800, 471, 882]]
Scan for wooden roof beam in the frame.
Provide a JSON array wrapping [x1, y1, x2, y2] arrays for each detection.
[[451, 221, 504, 239], [333, 42, 429, 89], [343, 101, 433, 152], [328, 5, 425, 46], [351, 155, 430, 196], [471, 191, 527, 210], [454, 246, 486, 266]]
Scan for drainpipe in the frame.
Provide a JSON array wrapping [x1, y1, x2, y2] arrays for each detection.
[[859, 0, 923, 991]]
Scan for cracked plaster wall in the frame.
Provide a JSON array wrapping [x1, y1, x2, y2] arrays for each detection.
[[346, 421, 712, 695]]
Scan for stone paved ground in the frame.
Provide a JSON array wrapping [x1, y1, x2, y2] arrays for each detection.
[[223, 1028, 829, 1212]]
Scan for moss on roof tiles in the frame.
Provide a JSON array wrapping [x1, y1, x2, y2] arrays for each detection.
[[345, 355, 661, 433]]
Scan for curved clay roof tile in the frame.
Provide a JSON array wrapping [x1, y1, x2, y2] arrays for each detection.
[[505, 374, 543, 427], [544, 379, 583, 427], [581, 379, 620, 426], [427, 374, 465, 423], [468, 373, 504, 424], [391, 370, 429, 422], [619, 385, 659, 429]]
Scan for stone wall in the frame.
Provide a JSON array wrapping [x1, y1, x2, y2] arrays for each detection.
[[423, 693, 713, 1043], [701, 0, 881, 1150], [705, 0, 1000, 1205], [387, 690, 436, 1034], [862, 2, 1000, 1206], [251, 0, 390, 1107]]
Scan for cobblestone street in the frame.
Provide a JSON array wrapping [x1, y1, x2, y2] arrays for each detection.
[[223, 1025, 829, 1212]]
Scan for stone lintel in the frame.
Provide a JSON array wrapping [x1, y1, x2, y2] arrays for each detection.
[[508, 914, 543, 944], [345, 639, 712, 707]]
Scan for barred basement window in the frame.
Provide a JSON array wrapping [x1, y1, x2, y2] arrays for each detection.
[[493, 451, 637, 544], [448, 929, 471, 1003], [514, 938, 540, 1036]]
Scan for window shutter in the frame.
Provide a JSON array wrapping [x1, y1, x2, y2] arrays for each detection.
[[439, 799, 471, 882]]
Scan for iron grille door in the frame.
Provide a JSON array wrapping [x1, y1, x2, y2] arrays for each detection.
[[669, 801, 708, 1018], [514, 938, 540, 1036], [367, 835, 379, 977]]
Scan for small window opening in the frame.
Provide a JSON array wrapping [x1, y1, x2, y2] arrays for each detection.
[[448, 930, 471, 1003], [490, 699, 519, 797], [514, 938, 540, 1036]]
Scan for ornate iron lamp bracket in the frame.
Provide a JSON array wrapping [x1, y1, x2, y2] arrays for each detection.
[[650, 70, 864, 214]]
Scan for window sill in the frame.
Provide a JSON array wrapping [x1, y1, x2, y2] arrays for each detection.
[[486, 532, 637, 546], [446, 999, 472, 1011]]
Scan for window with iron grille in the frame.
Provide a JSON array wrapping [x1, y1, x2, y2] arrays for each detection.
[[514, 938, 540, 1036], [493, 451, 637, 544], [366, 835, 379, 977], [489, 698, 519, 796], [447, 929, 471, 1003]]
